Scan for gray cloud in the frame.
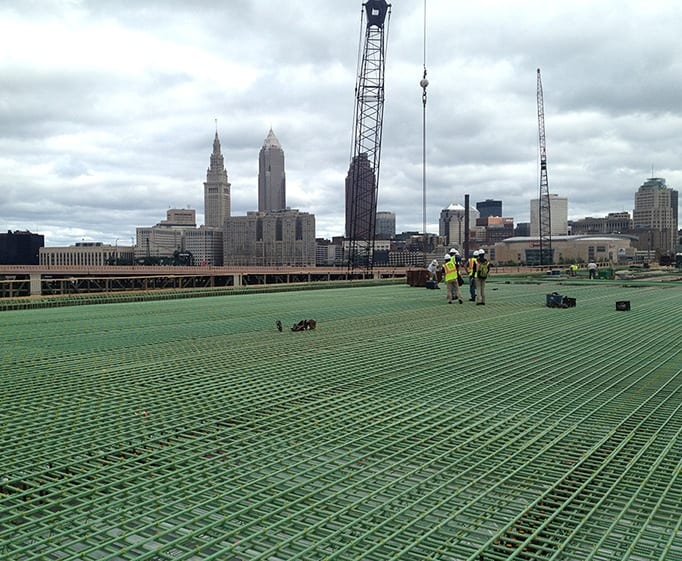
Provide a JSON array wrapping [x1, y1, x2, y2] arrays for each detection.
[[1, 0, 680, 246]]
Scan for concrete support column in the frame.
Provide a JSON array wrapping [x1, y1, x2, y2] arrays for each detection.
[[234, 274, 242, 287], [30, 274, 42, 296]]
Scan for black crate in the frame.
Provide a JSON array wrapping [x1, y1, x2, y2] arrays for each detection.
[[546, 294, 575, 308], [546, 293, 564, 308]]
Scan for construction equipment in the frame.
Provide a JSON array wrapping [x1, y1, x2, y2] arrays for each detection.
[[537, 68, 553, 266], [345, 0, 391, 270]]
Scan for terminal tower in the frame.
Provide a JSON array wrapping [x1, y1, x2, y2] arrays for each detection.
[[203, 131, 231, 228]]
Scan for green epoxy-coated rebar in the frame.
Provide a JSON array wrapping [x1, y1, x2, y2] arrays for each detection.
[[1, 281, 680, 560]]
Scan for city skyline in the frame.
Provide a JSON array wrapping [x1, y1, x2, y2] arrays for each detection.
[[1, 1, 681, 246]]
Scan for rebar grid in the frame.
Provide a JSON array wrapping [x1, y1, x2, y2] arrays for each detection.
[[1, 282, 680, 560]]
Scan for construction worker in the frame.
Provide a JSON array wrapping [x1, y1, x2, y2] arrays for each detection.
[[442, 254, 463, 304], [427, 259, 439, 285], [588, 261, 598, 279], [474, 249, 490, 305], [466, 250, 479, 301], [449, 248, 462, 267]]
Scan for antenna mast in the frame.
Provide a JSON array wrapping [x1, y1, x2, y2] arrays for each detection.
[[346, 0, 391, 271], [536, 68, 552, 266]]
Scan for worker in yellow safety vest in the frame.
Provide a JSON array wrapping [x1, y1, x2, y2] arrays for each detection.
[[442, 254, 463, 304]]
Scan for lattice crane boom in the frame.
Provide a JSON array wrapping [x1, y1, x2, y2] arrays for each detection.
[[345, 0, 391, 270], [537, 68, 552, 266]]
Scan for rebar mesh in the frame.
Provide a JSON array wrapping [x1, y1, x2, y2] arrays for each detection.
[[1, 281, 680, 560]]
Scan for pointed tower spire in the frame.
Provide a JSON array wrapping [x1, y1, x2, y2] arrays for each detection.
[[263, 127, 281, 149], [209, 130, 225, 172], [213, 130, 221, 154], [204, 124, 231, 228]]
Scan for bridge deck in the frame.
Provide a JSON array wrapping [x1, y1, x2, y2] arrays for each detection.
[[1, 280, 680, 560]]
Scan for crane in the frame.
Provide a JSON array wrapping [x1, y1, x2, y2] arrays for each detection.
[[536, 68, 552, 266], [345, 0, 391, 270]]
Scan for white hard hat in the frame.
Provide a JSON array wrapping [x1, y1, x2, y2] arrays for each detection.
[[479, 249, 486, 255], [443, 254, 451, 260], [473, 250, 480, 256], [449, 248, 457, 254]]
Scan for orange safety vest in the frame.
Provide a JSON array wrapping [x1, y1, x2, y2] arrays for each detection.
[[467, 257, 476, 276]]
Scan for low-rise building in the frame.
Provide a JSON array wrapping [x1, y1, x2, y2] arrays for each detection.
[[570, 212, 633, 235], [315, 238, 344, 267], [477, 216, 514, 245], [0, 230, 44, 265], [134, 208, 224, 266], [184, 228, 223, 266], [493, 235, 635, 266], [224, 209, 316, 266], [40, 242, 134, 267]]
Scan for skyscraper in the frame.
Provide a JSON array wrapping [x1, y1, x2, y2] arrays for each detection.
[[345, 153, 376, 241], [530, 194, 568, 237], [633, 177, 678, 254], [439, 204, 479, 248], [258, 129, 286, 212], [476, 199, 502, 219], [204, 131, 231, 228], [375, 211, 396, 239]]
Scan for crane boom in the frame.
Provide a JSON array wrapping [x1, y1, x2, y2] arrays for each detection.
[[345, 0, 391, 270], [536, 68, 552, 266]]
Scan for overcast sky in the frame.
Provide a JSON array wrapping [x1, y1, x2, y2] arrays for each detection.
[[1, 0, 680, 246]]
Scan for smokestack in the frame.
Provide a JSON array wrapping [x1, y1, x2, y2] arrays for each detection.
[[464, 194, 470, 257]]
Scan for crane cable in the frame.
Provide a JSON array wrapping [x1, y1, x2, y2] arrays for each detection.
[[421, 0, 428, 239]]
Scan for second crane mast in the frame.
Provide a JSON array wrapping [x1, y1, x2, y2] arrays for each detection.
[[346, 0, 391, 270], [536, 68, 552, 266]]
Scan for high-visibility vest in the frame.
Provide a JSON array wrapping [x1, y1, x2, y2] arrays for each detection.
[[467, 257, 476, 276], [443, 260, 458, 282]]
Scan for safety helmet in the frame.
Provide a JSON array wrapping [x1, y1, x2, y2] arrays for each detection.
[[473, 250, 480, 256], [479, 249, 486, 255], [443, 254, 451, 261], [449, 248, 457, 254]]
